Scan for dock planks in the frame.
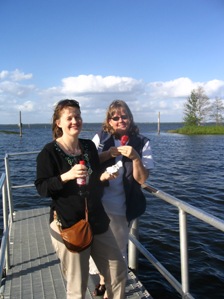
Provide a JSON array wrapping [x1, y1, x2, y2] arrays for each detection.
[[1, 207, 152, 299]]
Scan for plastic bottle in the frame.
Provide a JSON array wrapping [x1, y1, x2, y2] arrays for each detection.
[[121, 135, 129, 145], [77, 160, 87, 197], [76, 160, 86, 186]]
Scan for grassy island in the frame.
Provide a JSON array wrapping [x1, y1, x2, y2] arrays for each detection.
[[168, 125, 224, 135], [0, 130, 20, 135]]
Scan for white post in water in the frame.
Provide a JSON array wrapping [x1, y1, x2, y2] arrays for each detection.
[[19, 111, 22, 137], [158, 111, 160, 135]]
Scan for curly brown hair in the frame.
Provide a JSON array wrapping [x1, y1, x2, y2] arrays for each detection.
[[52, 99, 80, 139], [102, 100, 139, 136]]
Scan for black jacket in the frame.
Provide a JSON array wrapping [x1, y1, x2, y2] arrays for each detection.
[[35, 139, 109, 234]]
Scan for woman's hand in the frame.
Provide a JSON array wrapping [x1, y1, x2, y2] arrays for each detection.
[[60, 164, 87, 183], [98, 146, 121, 163], [108, 146, 121, 157], [100, 170, 119, 182], [117, 145, 149, 184], [117, 145, 140, 161]]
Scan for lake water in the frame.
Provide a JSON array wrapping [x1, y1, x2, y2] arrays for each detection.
[[0, 123, 224, 299]]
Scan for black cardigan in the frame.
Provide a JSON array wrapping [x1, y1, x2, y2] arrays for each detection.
[[35, 139, 109, 234]]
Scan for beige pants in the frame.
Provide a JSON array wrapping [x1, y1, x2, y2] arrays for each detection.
[[89, 214, 131, 274], [50, 220, 127, 299]]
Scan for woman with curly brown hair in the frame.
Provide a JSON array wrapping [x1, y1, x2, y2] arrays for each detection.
[[35, 99, 127, 299]]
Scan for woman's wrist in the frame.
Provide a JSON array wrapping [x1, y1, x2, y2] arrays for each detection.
[[59, 173, 70, 184], [107, 149, 112, 159], [132, 155, 141, 162], [100, 171, 107, 181], [99, 150, 112, 163], [58, 175, 64, 184]]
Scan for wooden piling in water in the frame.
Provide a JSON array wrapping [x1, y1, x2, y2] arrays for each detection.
[[19, 111, 22, 137], [158, 112, 160, 135]]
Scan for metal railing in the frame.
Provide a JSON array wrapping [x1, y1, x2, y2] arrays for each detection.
[[1, 151, 224, 299], [128, 184, 224, 299], [0, 173, 11, 284], [0, 151, 39, 284]]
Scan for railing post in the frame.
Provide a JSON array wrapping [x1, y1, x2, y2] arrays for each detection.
[[179, 208, 189, 296], [128, 218, 139, 272], [3, 181, 10, 270], [4, 154, 14, 222]]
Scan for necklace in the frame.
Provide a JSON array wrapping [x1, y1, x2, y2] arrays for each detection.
[[55, 139, 93, 176], [61, 139, 82, 156]]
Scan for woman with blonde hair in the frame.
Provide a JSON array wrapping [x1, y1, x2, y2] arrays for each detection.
[[90, 100, 154, 298]]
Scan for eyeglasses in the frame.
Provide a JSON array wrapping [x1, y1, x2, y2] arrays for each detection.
[[111, 115, 128, 121]]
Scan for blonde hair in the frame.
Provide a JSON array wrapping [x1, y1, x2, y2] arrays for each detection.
[[102, 100, 139, 136]]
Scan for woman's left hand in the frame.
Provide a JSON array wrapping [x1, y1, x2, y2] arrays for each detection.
[[100, 170, 119, 181], [118, 145, 149, 184], [117, 145, 140, 161]]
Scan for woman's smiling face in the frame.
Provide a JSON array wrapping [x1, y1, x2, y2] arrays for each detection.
[[56, 106, 83, 137], [109, 108, 130, 136]]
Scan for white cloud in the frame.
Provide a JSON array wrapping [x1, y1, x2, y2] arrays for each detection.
[[16, 101, 35, 112], [10, 69, 33, 81], [1, 69, 224, 124], [203, 79, 224, 97], [61, 75, 144, 94], [0, 70, 9, 80], [148, 77, 199, 98], [0, 81, 35, 97]]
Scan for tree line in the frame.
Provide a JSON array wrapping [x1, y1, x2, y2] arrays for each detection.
[[183, 86, 224, 126]]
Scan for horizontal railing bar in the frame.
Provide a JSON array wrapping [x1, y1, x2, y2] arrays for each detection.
[[142, 184, 224, 233], [5, 151, 40, 157], [129, 233, 182, 294], [11, 184, 35, 189], [129, 234, 195, 299]]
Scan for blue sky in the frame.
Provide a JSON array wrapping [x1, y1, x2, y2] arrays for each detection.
[[0, 0, 224, 124]]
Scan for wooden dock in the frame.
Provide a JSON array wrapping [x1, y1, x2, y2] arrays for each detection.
[[0, 207, 153, 299]]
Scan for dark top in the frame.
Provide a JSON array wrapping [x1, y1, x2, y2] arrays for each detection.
[[98, 131, 150, 222], [35, 139, 109, 234]]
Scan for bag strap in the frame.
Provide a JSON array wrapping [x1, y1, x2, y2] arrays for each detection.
[[55, 197, 89, 230], [84, 197, 88, 222]]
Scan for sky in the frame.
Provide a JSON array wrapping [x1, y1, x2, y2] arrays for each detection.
[[0, 0, 224, 124]]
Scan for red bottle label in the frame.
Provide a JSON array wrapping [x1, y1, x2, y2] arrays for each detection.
[[77, 177, 86, 185], [77, 160, 86, 185]]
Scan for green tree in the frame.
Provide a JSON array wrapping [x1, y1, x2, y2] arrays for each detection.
[[210, 97, 224, 125], [183, 86, 210, 126], [183, 90, 198, 126]]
